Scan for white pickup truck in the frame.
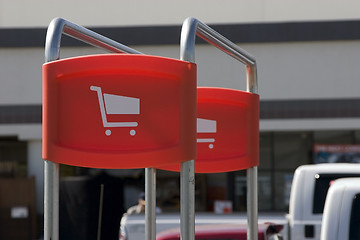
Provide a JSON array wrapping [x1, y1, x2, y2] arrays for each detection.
[[120, 163, 360, 240], [286, 163, 360, 240], [320, 178, 360, 240]]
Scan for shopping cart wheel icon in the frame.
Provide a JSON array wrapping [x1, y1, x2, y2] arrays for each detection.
[[197, 139, 215, 149], [105, 129, 136, 136]]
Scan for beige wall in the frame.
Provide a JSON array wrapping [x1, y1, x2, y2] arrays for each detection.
[[0, 0, 360, 27], [1, 40, 359, 106]]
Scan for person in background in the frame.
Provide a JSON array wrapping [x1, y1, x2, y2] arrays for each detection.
[[126, 192, 162, 215], [126, 192, 146, 215], [119, 192, 162, 239]]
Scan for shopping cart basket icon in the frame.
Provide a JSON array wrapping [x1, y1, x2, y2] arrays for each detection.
[[90, 86, 140, 136], [197, 118, 216, 149]]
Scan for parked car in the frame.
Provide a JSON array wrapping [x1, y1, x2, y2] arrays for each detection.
[[286, 163, 360, 240], [320, 178, 360, 240], [156, 223, 283, 240]]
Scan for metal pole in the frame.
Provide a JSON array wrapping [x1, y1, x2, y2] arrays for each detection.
[[180, 160, 195, 240], [44, 161, 52, 240], [44, 160, 59, 240], [180, 17, 258, 240], [246, 54, 258, 240], [247, 167, 258, 240], [44, 18, 143, 240], [179, 18, 197, 240], [145, 168, 156, 240], [97, 184, 104, 240]]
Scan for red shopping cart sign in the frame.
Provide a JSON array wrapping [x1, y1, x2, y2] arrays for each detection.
[[160, 87, 259, 173], [43, 54, 196, 168]]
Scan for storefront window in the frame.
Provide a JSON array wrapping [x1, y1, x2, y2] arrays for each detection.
[[0, 137, 27, 178], [258, 172, 272, 211], [274, 172, 294, 211], [355, 131, 360, 143], [259, 133, 272, 170], [233, 173, 247, 211], [272, 132, 311, 211], [273, 132, 312, 171]]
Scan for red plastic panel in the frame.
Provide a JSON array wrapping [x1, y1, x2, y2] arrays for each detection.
[[43, 54, 197, 169], [160, 87, 259, 173]]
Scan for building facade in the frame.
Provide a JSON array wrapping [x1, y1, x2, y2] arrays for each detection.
[[0, 0, 360, 232]]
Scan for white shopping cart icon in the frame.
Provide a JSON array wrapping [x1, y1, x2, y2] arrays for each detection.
[[90, 86, 140, 136], [197, 118, 216, 149]]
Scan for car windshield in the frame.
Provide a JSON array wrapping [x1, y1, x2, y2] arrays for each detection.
[[349, 193, 360, 240], [312, 173, 360, 214]]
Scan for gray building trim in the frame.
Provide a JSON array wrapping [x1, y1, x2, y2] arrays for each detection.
[[260, 98, 360, 119], [1, 20, 360, 48], [0, 99, 359, 124], [0, 105, 42, 124]]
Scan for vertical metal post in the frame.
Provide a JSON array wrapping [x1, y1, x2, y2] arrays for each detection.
[[44, 160, 59, 240], [180, 160, 195, 240], [179, 17, 197, 240], [145, 168, 156, 240], [180, 17, 258, 240], [246, 58, 258, 240], [247, 167, 258, 240], [44, 161, 51, 240], [97, 184, 104, 240]]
